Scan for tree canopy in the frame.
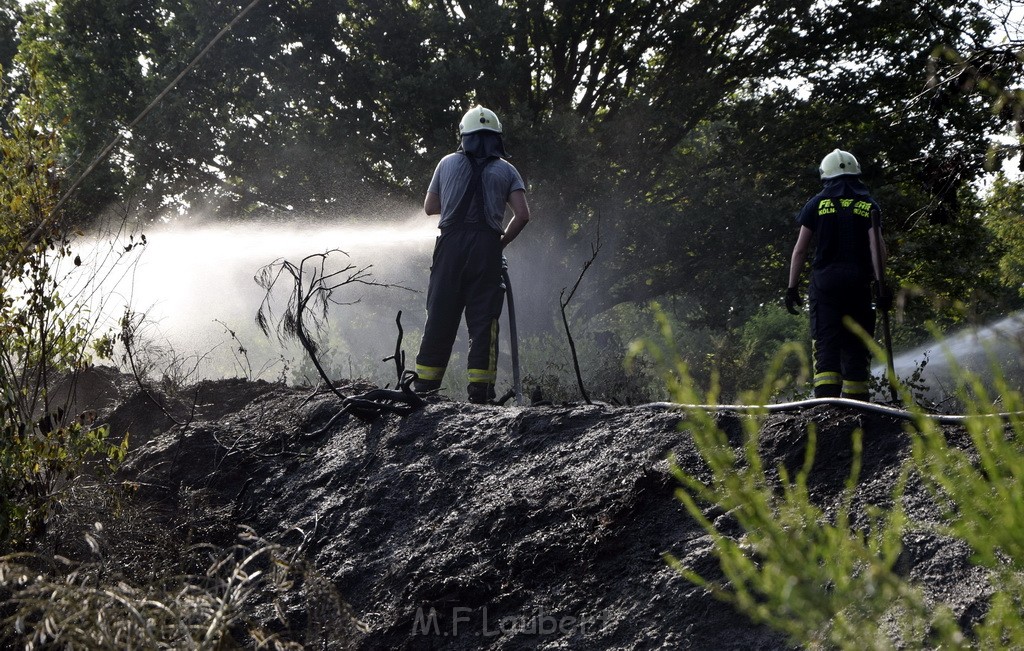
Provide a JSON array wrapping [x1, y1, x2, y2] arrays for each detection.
[[4, 0, 1024, 395]]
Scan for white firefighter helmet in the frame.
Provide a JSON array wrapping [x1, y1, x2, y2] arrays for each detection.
[[459, 105, 503, 135], [819, 149, 861, 179]]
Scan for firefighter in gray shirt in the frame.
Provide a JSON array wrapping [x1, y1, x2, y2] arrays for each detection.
[[414, 105, 531, 403]]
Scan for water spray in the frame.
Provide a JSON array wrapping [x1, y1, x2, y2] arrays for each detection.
[[81, 215, 437, 383]]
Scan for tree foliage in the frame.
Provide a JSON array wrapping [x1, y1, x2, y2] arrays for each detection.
[[984, 173, 1024, 298], [3, 0, 1024, 395]]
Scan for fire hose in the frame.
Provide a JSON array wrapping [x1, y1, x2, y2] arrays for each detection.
[[871, 207, 899, 404], [502, 258, 524, 406], [641, 397, 1023, 425], [314, 260, 1016, 423]]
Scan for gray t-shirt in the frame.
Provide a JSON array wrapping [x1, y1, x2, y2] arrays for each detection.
[[427, 153, 526, 233]]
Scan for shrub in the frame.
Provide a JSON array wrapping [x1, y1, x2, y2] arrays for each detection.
[[0, 69, 123, 550], [639, 308, 1024, 648]]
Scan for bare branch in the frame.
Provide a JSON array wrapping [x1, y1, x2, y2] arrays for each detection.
[[560, 218, 603, 405], [254, 249, 413, 402], [382, 311, 406, 385]]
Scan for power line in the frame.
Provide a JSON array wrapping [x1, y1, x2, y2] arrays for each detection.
[[16, 0, 267, 261]]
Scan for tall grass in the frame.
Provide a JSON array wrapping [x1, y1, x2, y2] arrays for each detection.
[[0, 526, 364, 649]]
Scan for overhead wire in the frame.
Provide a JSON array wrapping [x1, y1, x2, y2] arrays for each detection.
[[15, 0, 268, 264]]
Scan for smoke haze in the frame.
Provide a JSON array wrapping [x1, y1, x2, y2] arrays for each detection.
[[73, 209, 576, 392]]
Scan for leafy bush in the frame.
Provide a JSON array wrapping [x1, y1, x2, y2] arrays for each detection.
[[733, 302, 809, 398], [910, 370, 1024, 647], [0, 69, 123, 550]]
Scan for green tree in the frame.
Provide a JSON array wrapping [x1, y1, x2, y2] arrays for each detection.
[[13, 0, 1024, 393], [512, 0, 1013, 357], [984, 173, 1024, 299], [0, 0, 18, 75]]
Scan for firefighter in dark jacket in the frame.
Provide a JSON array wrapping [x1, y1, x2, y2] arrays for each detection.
[[414, 106, 531, 403], [786, 149, 890, 400]]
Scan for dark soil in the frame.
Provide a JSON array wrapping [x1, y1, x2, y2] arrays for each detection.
[[43, 378, 992, 649]]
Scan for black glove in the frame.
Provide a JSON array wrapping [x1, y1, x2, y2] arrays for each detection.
[[876, 282, 893, 312], [785, 286, 802, 315]]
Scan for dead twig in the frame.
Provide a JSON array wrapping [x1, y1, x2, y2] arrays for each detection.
[[118, 308, 184, 427], [560, 220, 602, 405], [382, 311, 406, 386]]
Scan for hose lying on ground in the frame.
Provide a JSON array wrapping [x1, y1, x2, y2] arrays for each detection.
[[640, 397, 1023, 426]]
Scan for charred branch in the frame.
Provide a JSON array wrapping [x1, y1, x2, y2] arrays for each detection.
[[560, 220, 602, 405], [255, 250, 385, 401]]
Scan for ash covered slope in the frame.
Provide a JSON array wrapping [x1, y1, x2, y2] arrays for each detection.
[[113, 382, 987, 649]]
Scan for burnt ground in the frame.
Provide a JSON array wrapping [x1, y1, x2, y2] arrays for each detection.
[[38, 374, 992, 649]]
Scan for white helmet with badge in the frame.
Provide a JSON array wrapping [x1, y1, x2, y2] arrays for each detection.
[[459, 105, 502, 135], [819, 149, 861, 179]]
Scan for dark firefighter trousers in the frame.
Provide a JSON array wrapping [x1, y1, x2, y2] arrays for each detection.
[[809, 263, 875, 399], [415, 228, 504, 395]]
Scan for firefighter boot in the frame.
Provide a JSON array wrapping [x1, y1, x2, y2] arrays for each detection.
[[413, 378, 442, 395], [467, 382, 495, 404]]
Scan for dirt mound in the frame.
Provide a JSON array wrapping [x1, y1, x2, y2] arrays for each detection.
[[68, 380, 987, 648]]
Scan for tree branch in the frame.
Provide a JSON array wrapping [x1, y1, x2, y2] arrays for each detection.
[[254, 249, 412, 403], [559, 219, 602, 405]]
